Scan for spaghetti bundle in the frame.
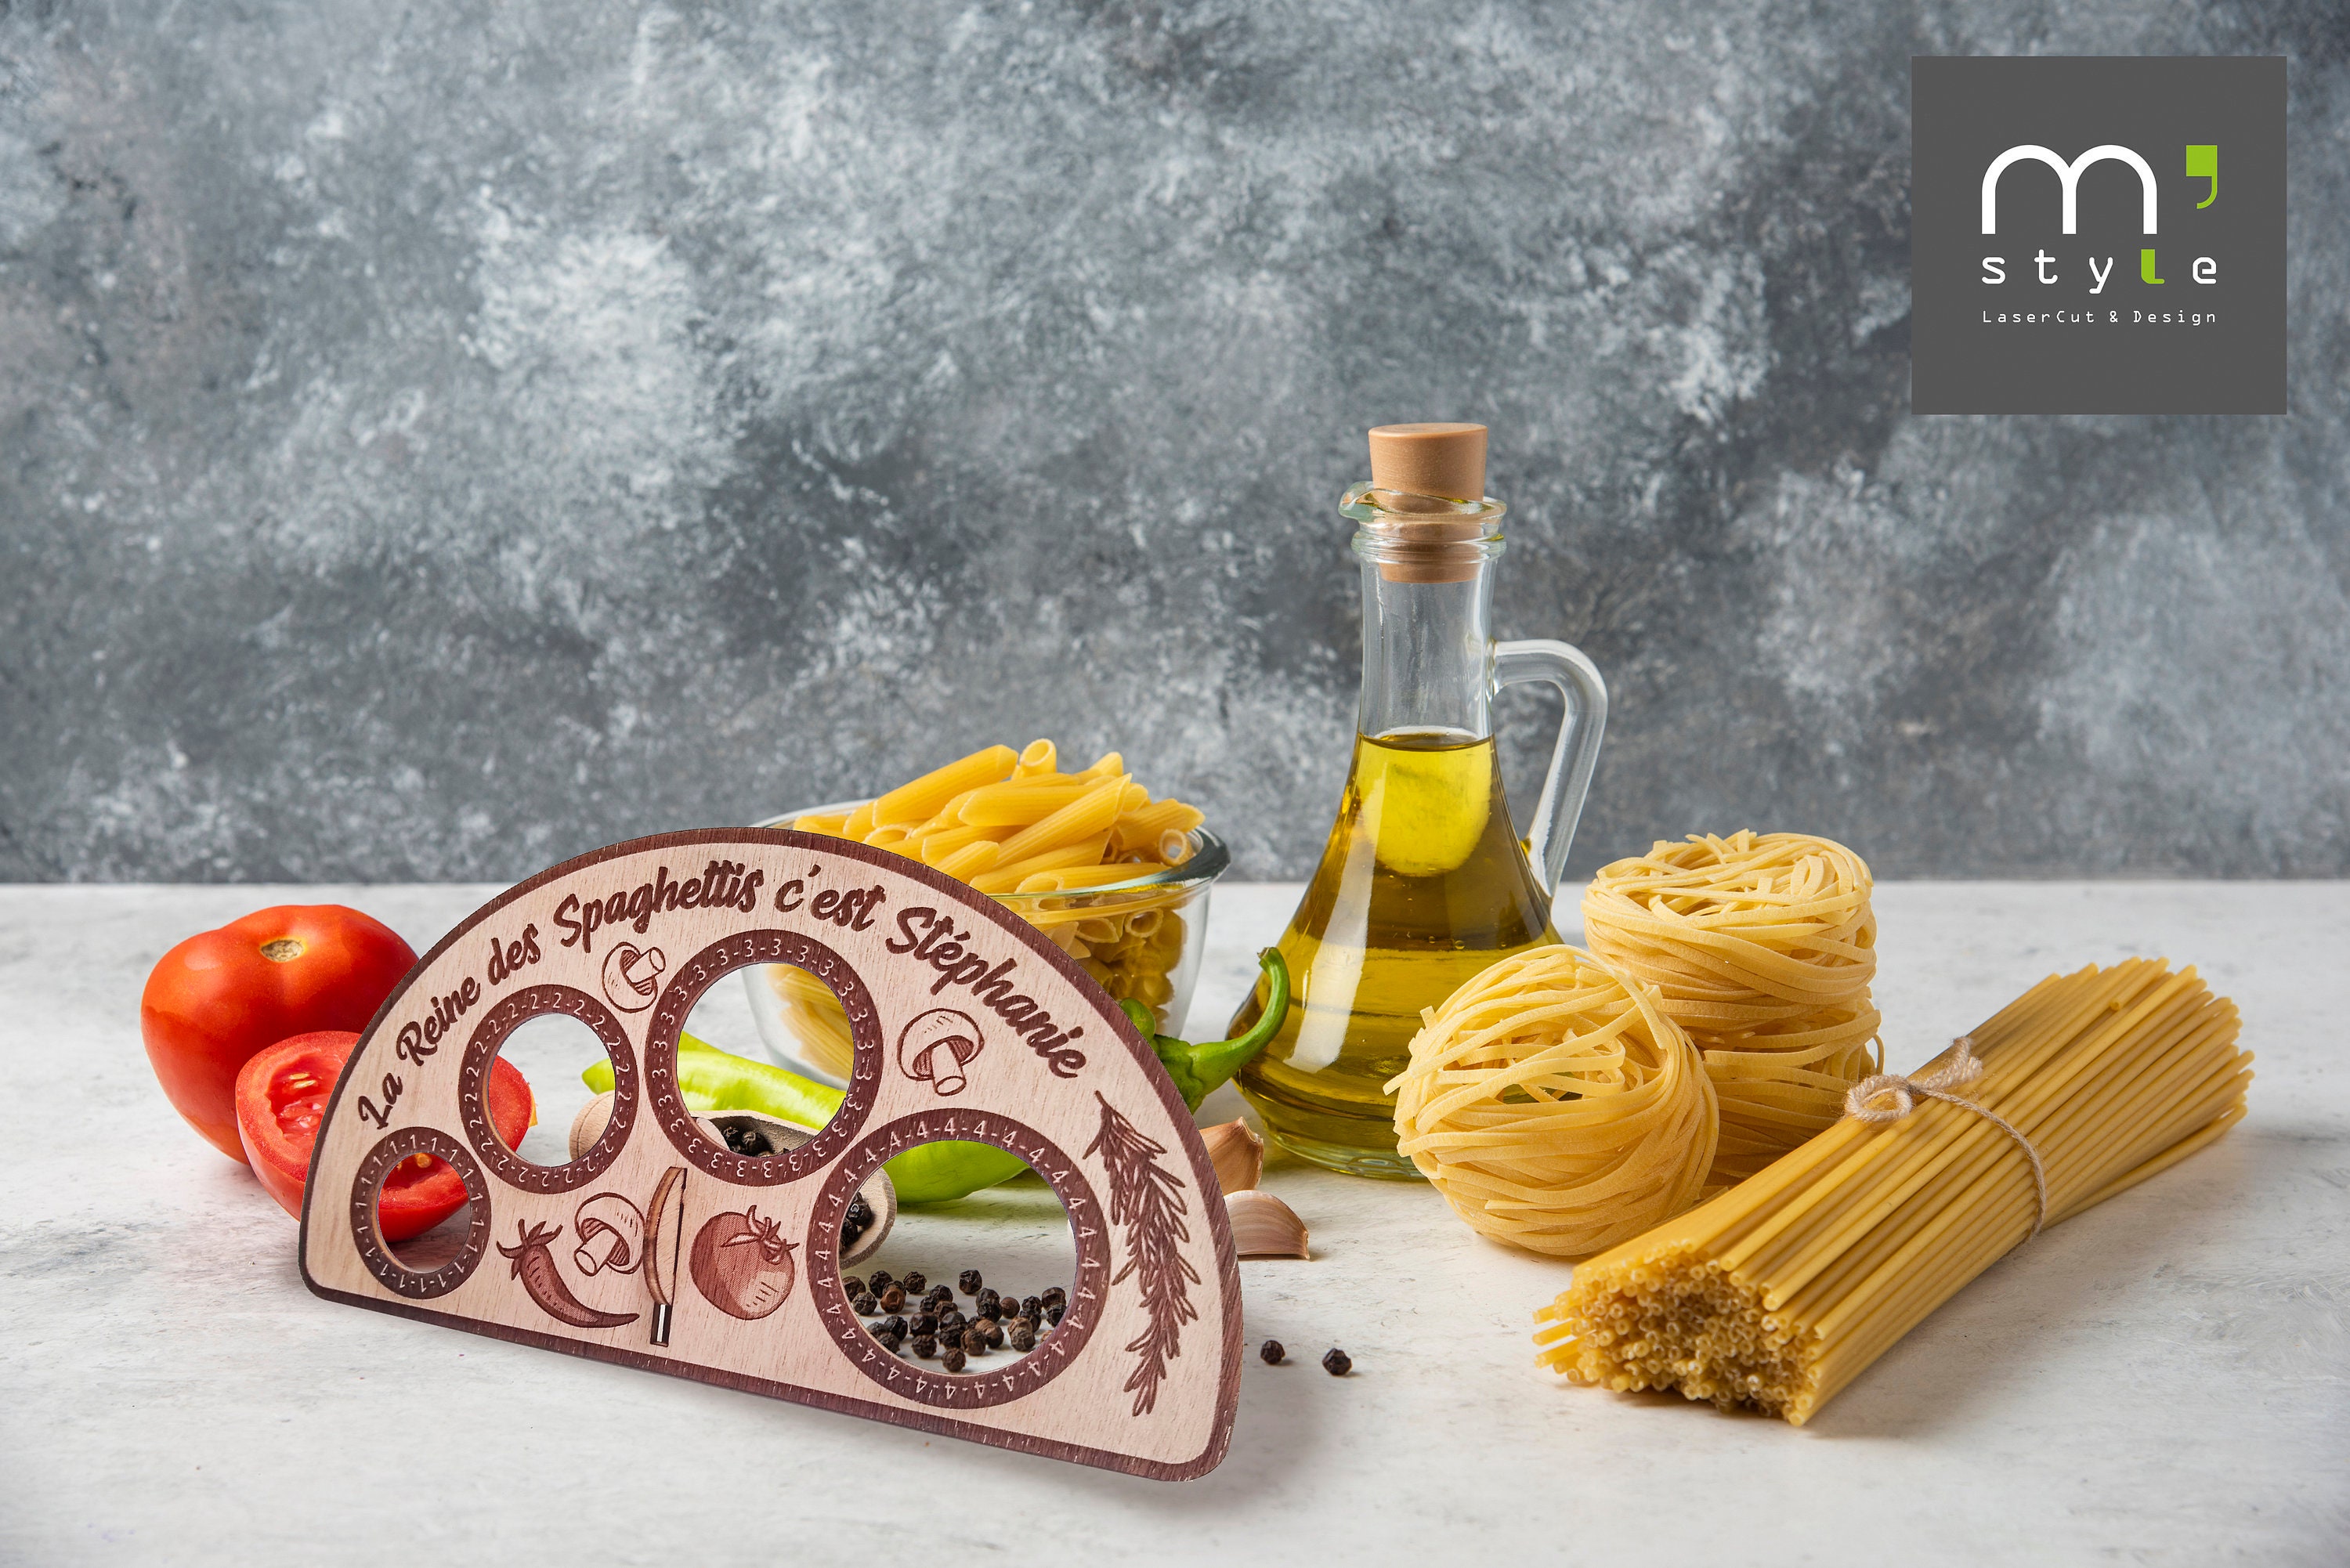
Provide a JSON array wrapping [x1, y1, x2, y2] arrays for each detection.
[[1534, 959, 2251, 1425], [775, 742, 1206, 1078], [1387, 947, 1719, 1258], [1582, 832, 1882, 1185]]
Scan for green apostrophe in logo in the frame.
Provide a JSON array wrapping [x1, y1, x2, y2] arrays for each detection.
[[2187, 144, 2218, 209]]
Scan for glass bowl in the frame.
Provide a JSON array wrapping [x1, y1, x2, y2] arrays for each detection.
[[743, 801, 1229, 1086]]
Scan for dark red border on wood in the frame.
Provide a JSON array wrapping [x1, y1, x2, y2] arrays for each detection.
[[298, 826, 1242, 1483]]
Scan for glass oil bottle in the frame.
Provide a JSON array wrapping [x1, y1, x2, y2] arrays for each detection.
[[1230, 424, 1607, 1178]]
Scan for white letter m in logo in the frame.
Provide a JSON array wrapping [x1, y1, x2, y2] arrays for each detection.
[[1980, 145, 2159, 235]]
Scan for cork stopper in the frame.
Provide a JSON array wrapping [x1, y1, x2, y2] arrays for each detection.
[[1368, 423, 1488, 504], [1358, 423, 1494, 586]]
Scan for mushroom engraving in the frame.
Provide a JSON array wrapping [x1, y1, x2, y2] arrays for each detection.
[[573, 1193, 646, 1277], [600, 942, 666, 1013], [898, 1009, 985, 1097]]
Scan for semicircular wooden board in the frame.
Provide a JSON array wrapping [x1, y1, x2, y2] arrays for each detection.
[[298, 829, 1242, 1480]]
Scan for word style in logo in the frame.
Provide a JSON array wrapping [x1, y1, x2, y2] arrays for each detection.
[[601, 942, 666, 1013], [1911, 57, 2283, 414], [898, 1009, 985, 1096], [1978, 143, 2213, 290]]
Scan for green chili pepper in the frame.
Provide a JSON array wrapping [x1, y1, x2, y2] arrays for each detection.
[[1121, 948, 1292, 1111], [580, 1035, 1029, 1205]]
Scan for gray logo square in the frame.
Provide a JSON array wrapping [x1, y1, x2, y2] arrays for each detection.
[[1911, 56, 2285, 414]]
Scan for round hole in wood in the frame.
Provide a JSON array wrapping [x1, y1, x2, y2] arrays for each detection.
[[348, 1128, 493, 1299], [642, 930, 884, 1187], [457, 984, 638, 1193], [809, 1111, 1111, 1411]]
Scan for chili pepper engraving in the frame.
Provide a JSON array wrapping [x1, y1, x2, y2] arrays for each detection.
[[498, 1219, 640, 1329]]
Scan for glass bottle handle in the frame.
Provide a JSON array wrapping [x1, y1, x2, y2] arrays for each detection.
[[1491, 638, 1608, 896]]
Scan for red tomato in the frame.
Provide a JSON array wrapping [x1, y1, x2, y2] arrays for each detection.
[[141, 905, 417, 1162], [235, 1031, 534, 1239]]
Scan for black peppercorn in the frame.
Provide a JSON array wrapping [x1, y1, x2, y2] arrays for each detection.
[[879, 1284, 906, 1312], [942, 1346, 967, 1373], [839, 1217, 866, 1248], [846, 1195, 873, 1226], [881, 1315, 907, 1339], [936, 1309, 965, 1335], [1321, 1348, 1352, 1377], [960, 1327, 987, 1355], [1008, 1324, 1036, 1353], [912, 1334, 938, 1358], [977, 1287, 1000, 1313], [911, 1312, 937, 1335], [1040, 1285, 1066, 1308], [928, 1284, 953, 1307], [981, 1317, 1004, 1348], [867, 1269, 895, 1291], [1045, 1302, 1065, 1327], [876, 1331, 902, 1353], [1260, 1339, 1285, 1365], [841, 1275, 866, 1299], [723, 1123, 772, 1156], [958, 1269, 982, 1295], [851, 1293, 877, 1316], [899, 1270, 927, 1294], [1021, 1295, 1043, 1321]]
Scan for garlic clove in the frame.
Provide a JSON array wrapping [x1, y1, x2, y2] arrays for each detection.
[[1226, 1189, 1310, 1259], [1199, 1118, 1265, 1193]]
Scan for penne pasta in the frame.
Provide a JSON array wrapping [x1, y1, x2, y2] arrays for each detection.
[[937, 840, 1001, 879], [994, 776, 1128, 864], [762, 740, 1209, 1078], [956, 779, 1098, 826], [1018, 862, 1170, 893], [871, 744, 1018, 827], [1111, 798, 1205, 852], [968, 837, 1112, 894], [912, 822, 1003, 862]]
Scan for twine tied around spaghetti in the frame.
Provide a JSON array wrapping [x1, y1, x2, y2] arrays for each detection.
[[1843, 1035, 2051, 1237]]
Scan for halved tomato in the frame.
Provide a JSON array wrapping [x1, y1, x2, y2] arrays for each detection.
[[234, 1031, 533, 1240]]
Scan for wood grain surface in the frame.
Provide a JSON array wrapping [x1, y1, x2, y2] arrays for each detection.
[[298, 829, 1242, 1479]]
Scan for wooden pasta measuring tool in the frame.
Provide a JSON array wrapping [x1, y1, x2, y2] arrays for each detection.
[[298, 829, 1243, 1479]]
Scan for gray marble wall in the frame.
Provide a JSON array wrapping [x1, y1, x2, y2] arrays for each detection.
[[2, 2, 2344, 883]]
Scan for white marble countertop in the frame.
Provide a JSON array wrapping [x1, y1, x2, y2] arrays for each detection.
[[2, 881, 2344, 1565]]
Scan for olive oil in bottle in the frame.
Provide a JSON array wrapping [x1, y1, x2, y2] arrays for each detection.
[[1230, 730, 1556, 1176], [1231, 425, 1607, 1179]]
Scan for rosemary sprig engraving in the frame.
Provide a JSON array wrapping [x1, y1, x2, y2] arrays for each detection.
[[1087, 1092, 1199, 1415]]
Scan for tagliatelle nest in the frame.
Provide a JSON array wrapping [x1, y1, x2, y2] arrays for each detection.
[[1387, 946, 1718, 1259], [1582, 832, 1882, 1185]]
